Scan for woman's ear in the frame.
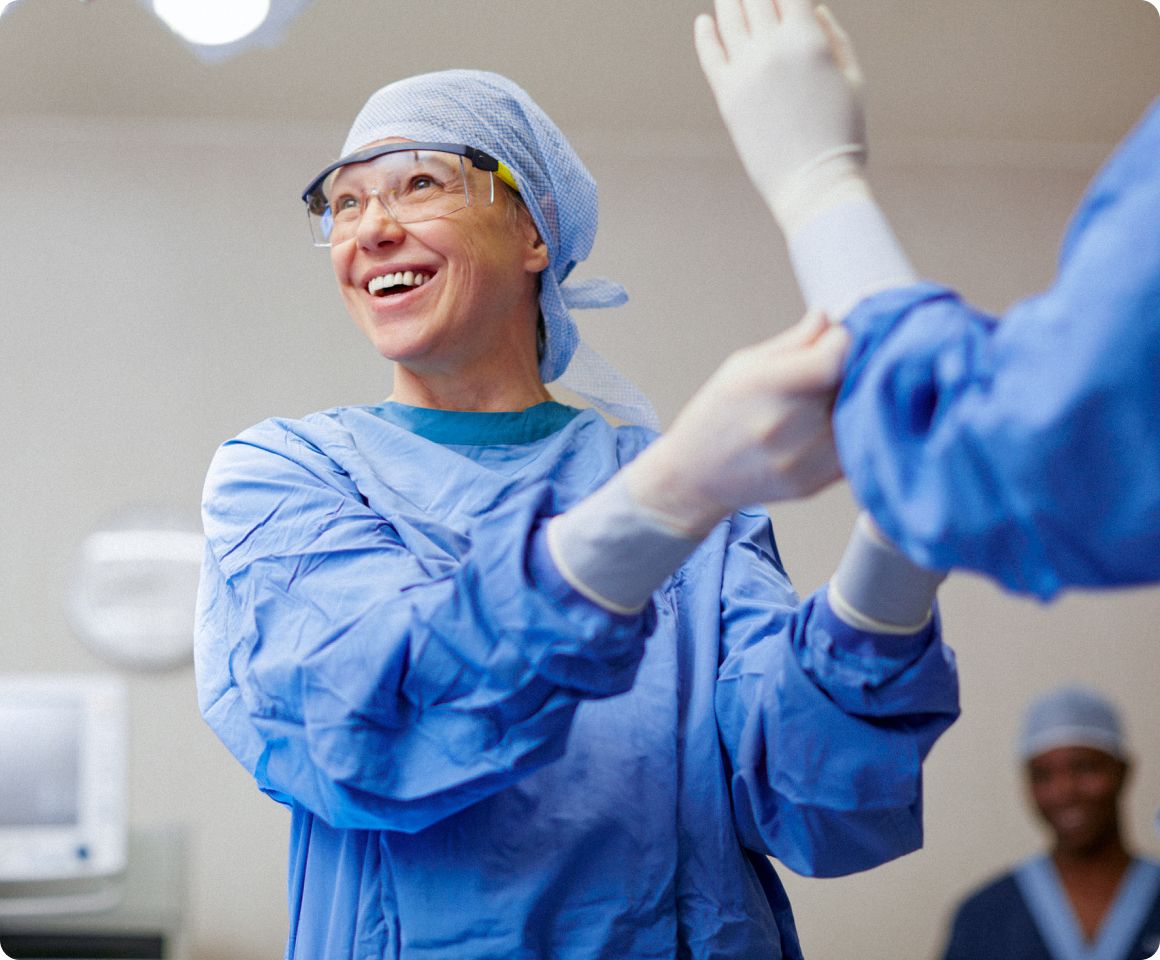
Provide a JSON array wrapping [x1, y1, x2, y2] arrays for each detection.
[[525, 234, 550, 274], [515, 203, 550, 274]]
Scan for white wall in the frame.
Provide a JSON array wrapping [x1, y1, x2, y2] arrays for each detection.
[[2, 114, 1158, 959]]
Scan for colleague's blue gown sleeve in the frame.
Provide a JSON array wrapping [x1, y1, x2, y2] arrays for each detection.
[[196, 402, 959, 959], [834, 97, 1160, 599]]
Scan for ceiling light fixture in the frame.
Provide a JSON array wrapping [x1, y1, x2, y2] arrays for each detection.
[[140, 0, 312, 62], [151, 0, 271, 47]]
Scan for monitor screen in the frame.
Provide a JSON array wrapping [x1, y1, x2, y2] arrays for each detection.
[[0, 675, 127, 890], [0, 697, 82, 828]]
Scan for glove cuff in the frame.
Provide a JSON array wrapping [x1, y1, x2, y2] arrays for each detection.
[[772, 147, 869, 236], [546, 472, 703, 615]]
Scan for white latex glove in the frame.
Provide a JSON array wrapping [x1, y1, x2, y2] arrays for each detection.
[[623, 311, 849, 539], [695, 0, 869, 234]]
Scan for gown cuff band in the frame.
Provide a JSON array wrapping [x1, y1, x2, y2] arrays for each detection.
[[546, 472, 701, 614], [829, 513, 947, 633]]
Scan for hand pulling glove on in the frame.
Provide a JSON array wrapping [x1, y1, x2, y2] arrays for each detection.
[[547, 313, 849, 613], [622, 311, 848, 538], [694, 0, 869, 235], [546, 2, 938, 618]]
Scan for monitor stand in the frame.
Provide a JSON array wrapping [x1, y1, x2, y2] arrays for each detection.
[[0, 827, 187, 960]]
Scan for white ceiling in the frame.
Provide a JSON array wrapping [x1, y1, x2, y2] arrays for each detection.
[[1, 0, 1158, 153]]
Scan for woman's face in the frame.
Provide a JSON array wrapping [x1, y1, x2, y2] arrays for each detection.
[[1026, 745, 1128, 855], [327, 143, 548, 384]]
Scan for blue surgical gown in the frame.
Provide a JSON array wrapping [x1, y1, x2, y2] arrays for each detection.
[[835, 97, 1160, 599], [195, 400, 959, 960]]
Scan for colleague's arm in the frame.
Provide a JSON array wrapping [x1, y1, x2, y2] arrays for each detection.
[[695, 0, 917, 319]]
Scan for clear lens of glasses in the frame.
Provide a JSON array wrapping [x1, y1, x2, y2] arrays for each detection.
[[305, 149, 495, 247]]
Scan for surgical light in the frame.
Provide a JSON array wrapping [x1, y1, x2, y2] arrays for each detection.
[[0, 0, 310, 60], [141, 0, 313, 63], [151, 0, 270, 46]]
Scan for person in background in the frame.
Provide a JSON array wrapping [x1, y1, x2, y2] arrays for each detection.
[[194, 66, 959, 960], [695, 0, 1160, 600], [941, 686, 1160, 960]]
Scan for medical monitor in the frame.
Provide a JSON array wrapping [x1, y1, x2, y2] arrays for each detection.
[[0, 674, 127, 913]]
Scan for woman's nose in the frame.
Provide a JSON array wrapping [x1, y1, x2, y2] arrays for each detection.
[[356, 192, 407, 247]]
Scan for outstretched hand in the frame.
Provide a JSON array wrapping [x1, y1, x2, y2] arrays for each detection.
[[695, 0, 866, 229], [625, 312, 850, 538]]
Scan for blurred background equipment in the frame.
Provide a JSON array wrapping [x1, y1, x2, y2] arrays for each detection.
[[0, 677, 189, 958], [0, 675, 127, 915], [67, 508, 204, 674]]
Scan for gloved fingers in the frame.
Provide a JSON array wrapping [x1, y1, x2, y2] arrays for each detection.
[[815, 4, 864, 86], [693, 13, 728, 77], [757, 403, 842, 500], [740, 0, 780, 33], [780, 329, 849, 393], [748, 318, 849, 394], [807, 322, 853, 389], [712, 0, 752, 50], [758, 311, 848, 371], [775, 0, 818, 26], [771, 309, 830, 351]]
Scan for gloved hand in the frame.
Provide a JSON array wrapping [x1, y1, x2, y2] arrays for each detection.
[[623, 311, 849, 538], [695, 0, 868, 234]]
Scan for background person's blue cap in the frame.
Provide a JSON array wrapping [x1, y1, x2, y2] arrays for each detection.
[[1019, 685, 1126, 761]]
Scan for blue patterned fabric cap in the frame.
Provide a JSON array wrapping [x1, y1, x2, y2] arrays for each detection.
[[339, 70, 657, 428]]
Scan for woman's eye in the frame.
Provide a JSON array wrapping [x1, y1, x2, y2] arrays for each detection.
[[333, 195, 361, 214], [408, 175, 439, 192]]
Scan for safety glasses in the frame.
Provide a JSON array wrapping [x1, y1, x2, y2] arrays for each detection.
[[301, 141, 517, 247]]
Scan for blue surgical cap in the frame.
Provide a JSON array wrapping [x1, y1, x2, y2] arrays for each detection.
[[340, 70, 658, 428], [1019, 685, 1126, 761]]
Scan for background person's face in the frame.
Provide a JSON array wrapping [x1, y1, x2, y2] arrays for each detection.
[[1026, 746, 1128, 855]]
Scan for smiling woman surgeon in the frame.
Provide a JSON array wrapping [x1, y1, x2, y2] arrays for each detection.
[[194, 68, 959, 960]]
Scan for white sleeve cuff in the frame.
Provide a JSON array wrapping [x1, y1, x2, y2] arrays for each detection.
[[786, 195, 918, 321]]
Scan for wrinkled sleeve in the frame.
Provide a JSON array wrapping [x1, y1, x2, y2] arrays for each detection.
[[194, 421, 653, 833], [715, 510, 959, 878], [834, 98, 1160, 598]]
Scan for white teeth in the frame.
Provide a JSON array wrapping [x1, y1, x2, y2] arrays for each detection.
[[367, 271, 431, 295]]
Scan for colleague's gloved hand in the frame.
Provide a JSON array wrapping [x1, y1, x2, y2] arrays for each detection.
[[623, 311, 849, 539], [695, 0, 868, 234]]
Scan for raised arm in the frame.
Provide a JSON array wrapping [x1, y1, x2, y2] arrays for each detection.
[[712, 508, 958, 877], [694, 0, 917, 319], [696, 0, 1160, 596]]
